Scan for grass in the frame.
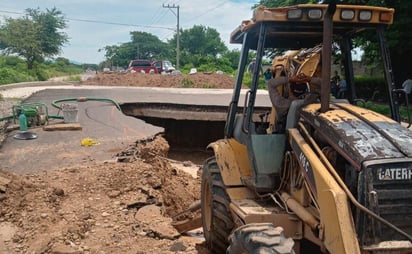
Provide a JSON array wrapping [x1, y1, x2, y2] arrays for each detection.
[[181, 78, 194, 88], [358, 101, 411, 122], [66, 75, 81, 82]]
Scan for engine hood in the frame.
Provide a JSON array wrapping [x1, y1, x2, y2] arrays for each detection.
[[301, 102, 412, 169]]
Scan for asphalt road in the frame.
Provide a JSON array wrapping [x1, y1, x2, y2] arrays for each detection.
[[0, 84, 272, 106], [0, 83, 271, 174]]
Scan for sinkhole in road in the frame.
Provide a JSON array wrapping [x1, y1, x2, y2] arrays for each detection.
[[121, 102, 270, 165], [135, 116, 224, 165], [120, 102, 235, 165]]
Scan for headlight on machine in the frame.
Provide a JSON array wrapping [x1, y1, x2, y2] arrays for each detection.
[[359, 10, 372, 21], [341, 9, 355, 20], [308, 9, 322, 20], [287, 9, 302, 20]]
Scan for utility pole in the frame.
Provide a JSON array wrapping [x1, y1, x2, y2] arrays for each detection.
[[162, 3, 180, 70]]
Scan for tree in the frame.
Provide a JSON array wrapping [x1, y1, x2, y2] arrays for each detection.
[[222, 49, 241, 71], [129, 31, 173, 60], [0, 8, 68, 69], [102, 26, 230, 72], [100, 44, 130, 69], [167, 25, 228, 68], [102, 31, 173, 68], [373, 0, 412, 87], [170, 25, 227, 58]]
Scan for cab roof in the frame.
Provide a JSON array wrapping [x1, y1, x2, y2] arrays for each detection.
[[230, 4, 394, 50]]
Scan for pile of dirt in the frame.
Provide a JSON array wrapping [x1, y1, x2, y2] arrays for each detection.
[[80, 72, 238, 89], [0, 136, 209, 253]]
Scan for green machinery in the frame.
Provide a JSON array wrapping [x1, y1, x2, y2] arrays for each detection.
[[12, 102, 51, 128]]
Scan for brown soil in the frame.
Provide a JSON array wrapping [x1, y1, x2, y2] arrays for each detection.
[[0, 72, 237, 254], [80, 71, 238, 89]]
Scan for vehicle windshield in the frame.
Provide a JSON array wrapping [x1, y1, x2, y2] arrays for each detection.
[[130, 60, 151, 67], [164, 61, 173, 68]]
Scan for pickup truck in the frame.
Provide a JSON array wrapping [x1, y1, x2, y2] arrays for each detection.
[[126, 60, 158, 74], [153, 60, 176, 73]]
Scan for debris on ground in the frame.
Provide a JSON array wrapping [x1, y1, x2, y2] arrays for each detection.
[[0, 136, 207, 253], [0, 72, 236, 253]]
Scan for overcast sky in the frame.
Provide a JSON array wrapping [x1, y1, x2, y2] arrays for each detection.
[[0, 0, 258, 64]]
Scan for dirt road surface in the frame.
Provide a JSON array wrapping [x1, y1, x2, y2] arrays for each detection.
[[0, 72, 239, 254]]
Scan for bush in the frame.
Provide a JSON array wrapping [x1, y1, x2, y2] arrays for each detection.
[[0, 67, 36, 85], [31, 66, 50, 81], [0, 56, 84, 85], [356, 100, 411, 122], [240, 72, 267, 89], [67, 75, 81, 82], [3, 56, 25, 66], [181, 78, 193, 88], [354, 76, 387, 102]]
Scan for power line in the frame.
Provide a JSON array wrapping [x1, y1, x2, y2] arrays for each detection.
[[0, 1, 229, 33], [184, 0, 229, 24], [67, 17, 174, 30], [147, 5, 168, 28], [0, 10, 174, 30], [147, 1, 178, 39], [0, 10, 22, 15]]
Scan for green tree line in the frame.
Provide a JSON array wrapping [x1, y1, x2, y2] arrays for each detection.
[[100, 26, 245, 75]]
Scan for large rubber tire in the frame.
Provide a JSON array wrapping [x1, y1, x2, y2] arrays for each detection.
[[201, 157, 234, 253], [227, 223, 295, 254]]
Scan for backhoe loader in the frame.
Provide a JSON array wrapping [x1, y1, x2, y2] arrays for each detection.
[[201, 3, 412, 254]]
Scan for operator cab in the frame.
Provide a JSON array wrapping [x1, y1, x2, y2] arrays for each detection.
[[225, 4, 398, 193]]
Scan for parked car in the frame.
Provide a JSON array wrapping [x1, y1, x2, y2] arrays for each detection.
[[127, 59, 158, 74], [153, 60, 175, 74]]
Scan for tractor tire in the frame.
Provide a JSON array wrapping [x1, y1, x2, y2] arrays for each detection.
[[227, 223, 295, 254], [201, 157, 234, 253]]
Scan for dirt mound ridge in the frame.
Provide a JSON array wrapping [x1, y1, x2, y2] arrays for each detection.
[[81, 72, 237, 89]]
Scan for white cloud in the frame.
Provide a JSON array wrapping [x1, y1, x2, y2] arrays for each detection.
[[1, 0, 258, 64]]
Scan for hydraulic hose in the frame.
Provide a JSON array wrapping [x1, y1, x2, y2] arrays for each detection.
[[51, 97, 121, 111], [0, 112, 63, 122], [298, 122, 412, 242], [0, 97, 120, 123], [0, 115, 14, 122]]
